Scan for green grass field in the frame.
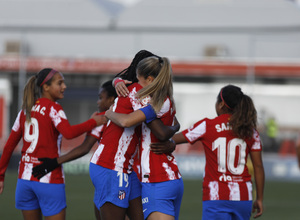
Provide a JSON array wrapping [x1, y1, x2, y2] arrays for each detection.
[[1, 172, 300, 219]]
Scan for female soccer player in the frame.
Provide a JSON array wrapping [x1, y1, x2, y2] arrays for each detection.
[[33, 51, 177, 220], [89, 55, 180, 220], [106, 56, 183, 220], [31, 79, 117, 219], [152, 84, 265, 219], [0, 68, 105, 220]]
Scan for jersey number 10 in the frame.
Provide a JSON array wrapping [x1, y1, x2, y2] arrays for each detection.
[[212, 137, 247, 175]]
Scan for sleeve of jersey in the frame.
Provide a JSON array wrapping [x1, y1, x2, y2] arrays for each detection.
[[87, 124, 105, 140], [56, 119, 97, 139], [0, 130, 22, 181], [86, 112, 105, 140], [181, 120, 206, 144], [250, 130, 263, 151], [50, 104, 97, 139], [139, 105, 157, 124]]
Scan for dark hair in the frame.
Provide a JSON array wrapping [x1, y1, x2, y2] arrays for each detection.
[[22, 68, 59, 121], [217, 85, 257, 139], [115, 50, 157, 83], [101, 80, 117, 98]]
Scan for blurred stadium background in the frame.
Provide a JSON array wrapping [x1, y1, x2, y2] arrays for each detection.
[[1, 0, 300, 219]]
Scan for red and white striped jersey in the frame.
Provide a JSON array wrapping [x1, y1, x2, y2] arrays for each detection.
[[90, 83, 146, 174], [0, 98, 97, 184], [181, 113, 262, 201], [139, 98, 181, 183]]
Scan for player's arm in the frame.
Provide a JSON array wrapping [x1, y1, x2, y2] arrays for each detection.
[[106, 105, 179, 141], [113, 77, 132, 97], [250, 150, 265, 218], [58, 135, 97, 164], [0, 130, 22, 194], [150, 132, 188, 154], [32, 135, 98, 179], [105, 108, 145, 128], [147, 116, 180, 142], [56, 112, 107, 139]]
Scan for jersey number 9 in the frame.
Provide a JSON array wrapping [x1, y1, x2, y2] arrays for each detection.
[[24, 118, 39, 153]]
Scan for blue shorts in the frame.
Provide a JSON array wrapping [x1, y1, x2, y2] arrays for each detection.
[[141, 178, 184, 220], [202, 200, 252, 220], [15, 179, 66, 217], [130, 171, 142, 200], [89, 163, 141, 210]]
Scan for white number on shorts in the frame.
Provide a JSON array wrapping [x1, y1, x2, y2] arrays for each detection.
[[24, 118, 39, 153], [212, 137, 247, 175], [117, 172, 129, 188]]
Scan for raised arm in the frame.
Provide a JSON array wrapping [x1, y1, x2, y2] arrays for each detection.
[[113, 78, 132, 97], [105, 108, 145, 128], [57, 114, 107, 139], [105, 106, 179, 142]]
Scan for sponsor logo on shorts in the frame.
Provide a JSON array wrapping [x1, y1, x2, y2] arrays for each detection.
[[142, 197, 148, 204]]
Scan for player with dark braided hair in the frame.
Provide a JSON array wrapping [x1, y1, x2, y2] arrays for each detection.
[[113, 50, 158, 97]]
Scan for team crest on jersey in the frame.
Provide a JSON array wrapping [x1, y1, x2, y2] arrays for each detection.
[[118, 190, 126, 200]]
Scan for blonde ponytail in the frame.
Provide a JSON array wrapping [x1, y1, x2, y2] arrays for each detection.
[[136, 56, 174, 112]]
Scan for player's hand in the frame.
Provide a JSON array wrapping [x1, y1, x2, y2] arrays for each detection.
[[32, 158, 59, 179], [92, 114, 108, 126], [115, 80, 132, 97], [150, 140, 176, 155], [105, 106, 114, 119], [0, 181, 4, 194], [252, 199, 263, 218]]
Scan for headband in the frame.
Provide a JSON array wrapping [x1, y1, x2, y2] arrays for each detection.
[[40, 69, 59, 87]]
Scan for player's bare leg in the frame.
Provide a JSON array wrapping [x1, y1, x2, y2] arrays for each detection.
[[22, 209, 42, 220], [94, 204, 101, 220], [147, 212, 174, 220], [126, 196, 144, 220], [100, 202, 127, 220], [44, 208, 66, 220]]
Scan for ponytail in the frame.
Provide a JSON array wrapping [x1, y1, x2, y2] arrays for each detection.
[[22, 68, 58, 122], [22, 76, 40, 122], [230, 94, 257, 139], [136, 56, 174, 112], [218, 85, 257, 139]]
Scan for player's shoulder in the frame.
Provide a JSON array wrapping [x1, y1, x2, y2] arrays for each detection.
[[127, 82, 142, 91], [37, 97, 60, 107]]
